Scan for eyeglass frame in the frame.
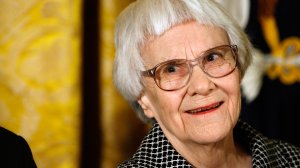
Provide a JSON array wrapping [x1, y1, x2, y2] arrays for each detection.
[[141, 44, 239, 91]]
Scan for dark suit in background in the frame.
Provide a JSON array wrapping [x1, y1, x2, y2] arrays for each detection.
[[0, 127, 37, 168]]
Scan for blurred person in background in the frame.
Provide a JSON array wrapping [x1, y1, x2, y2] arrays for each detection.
[[113, 0, 300, 167], [0, 127, 37, 168]]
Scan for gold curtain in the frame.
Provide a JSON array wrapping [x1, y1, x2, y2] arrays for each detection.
[[100, 0, 149, 167], [0, 0, 82, 167]]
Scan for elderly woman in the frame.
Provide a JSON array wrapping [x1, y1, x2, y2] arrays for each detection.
[[113, 0, 300, 167]]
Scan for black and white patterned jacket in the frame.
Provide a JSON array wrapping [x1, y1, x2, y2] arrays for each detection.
[[118, 120, 300, 167]]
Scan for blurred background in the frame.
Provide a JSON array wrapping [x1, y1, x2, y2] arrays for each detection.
[[0, 0, 299, 168], [0, 0, 148, 167]]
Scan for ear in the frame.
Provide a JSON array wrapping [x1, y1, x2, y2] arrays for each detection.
[[137, 93, 155, 118]]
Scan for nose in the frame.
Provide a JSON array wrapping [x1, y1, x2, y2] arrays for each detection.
[[186, 66, 216, 96]]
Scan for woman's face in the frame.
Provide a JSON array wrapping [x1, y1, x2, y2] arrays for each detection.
[[139, 21, 241, 146]]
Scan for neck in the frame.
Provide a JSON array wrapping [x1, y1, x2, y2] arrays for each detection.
[[169, 132, 252, 168]]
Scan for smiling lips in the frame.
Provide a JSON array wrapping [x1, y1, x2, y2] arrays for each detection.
[[186, 101, 224, 114]]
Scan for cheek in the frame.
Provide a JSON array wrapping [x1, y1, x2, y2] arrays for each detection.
[[224, 75, 241, 119], [228, 90, 241, 117], [154, 91, 183, 113], [146, 85, 185, 118]]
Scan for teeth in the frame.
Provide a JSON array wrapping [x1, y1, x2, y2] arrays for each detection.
[[188, 102, 221, 114]]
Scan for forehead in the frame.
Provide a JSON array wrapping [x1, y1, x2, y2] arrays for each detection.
[[141, 21, 229, 68]]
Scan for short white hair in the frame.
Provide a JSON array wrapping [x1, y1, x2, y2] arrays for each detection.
[[113, 0, 252, 123]]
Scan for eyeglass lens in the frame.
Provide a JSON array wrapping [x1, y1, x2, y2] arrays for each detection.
[[152, 45, 237, 91]]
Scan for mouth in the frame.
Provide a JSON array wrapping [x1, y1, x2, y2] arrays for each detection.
[[186, 101, 224, 114]]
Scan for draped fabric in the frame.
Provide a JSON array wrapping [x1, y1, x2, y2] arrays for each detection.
[[216, 0, 300, 147], [0, 0, 82, 167], [100, 0, 149, 167], [0, 0, 152, 167], [241, 0, 300, 147]]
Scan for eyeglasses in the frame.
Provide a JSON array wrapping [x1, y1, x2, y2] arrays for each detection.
[[142, 45, 238, 91]]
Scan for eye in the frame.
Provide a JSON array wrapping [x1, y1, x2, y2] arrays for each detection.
[[157, 60, 188, 77], [163, 64, 179, 74], [206, 53, 222, 62]]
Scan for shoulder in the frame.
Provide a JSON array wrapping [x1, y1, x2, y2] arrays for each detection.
[[118, 159, 148, 168], [235, 121, 300, 166], [252, 136, 300, 167], [0, 127, 24, 146], [271, 140, 300, 162], [117, 122, 193, 168], [0, 127, 31, 148], [0, 127, 37, 168]]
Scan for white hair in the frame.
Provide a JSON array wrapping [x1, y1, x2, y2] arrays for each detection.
[[113, 0, 253, 123]]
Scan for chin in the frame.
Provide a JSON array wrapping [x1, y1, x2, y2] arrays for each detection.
[[192, 123, 232, 144]]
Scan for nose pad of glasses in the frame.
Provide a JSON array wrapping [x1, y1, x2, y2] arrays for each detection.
[[189, 58, 204, 74], [189, 58, 201, 67], [190, 58, 214, 79]]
